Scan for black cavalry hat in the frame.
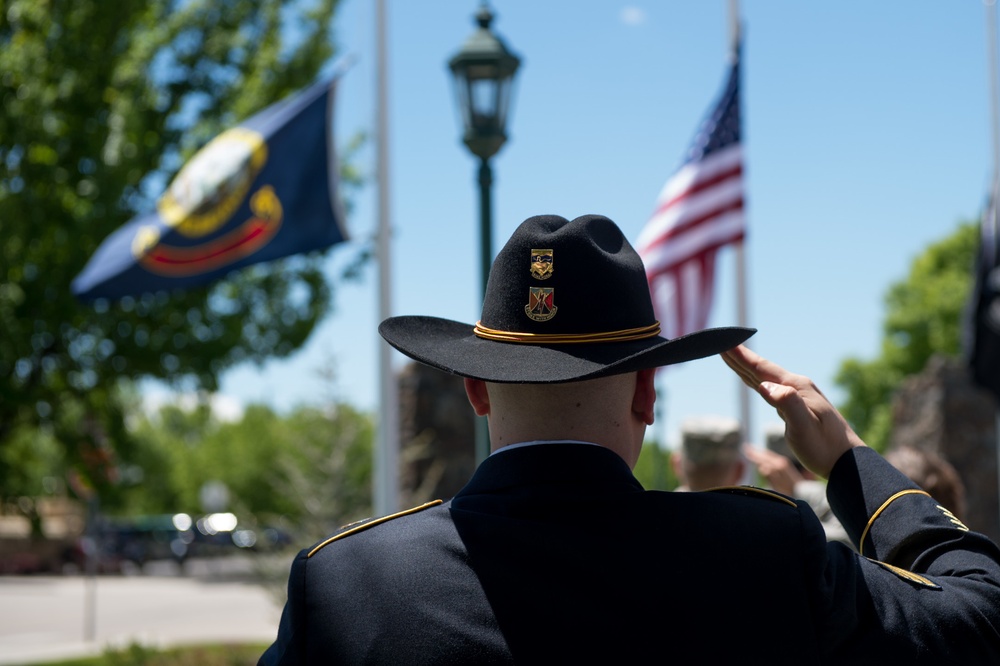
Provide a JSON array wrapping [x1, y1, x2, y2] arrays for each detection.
[[379, 214, 755, 383]]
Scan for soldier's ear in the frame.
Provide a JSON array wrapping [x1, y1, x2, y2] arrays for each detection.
[[464, 378, 491, 417], [632, 368, 656, 426]]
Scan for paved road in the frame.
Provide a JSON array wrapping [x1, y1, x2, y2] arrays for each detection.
[[0, 557, 284, 665]]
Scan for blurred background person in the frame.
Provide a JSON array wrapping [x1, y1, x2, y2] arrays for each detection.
[[885, 445, 967, 522], [672, 416, 746, 491], [744, 424, 852, 547]]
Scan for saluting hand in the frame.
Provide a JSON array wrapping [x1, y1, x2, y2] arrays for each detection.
[[722, 345, 866, 479], [742, 444, 803, 496]]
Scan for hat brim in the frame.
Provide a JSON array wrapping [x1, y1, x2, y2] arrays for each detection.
[[379, 316, 756, 384]]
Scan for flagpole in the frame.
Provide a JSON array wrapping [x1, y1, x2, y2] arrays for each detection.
[[988, 0, 1000, 180], [374, 0, 399, 515], [728, 0, 752, 449], [728, 0, 740, 55], [985, 0, 1000, 540]]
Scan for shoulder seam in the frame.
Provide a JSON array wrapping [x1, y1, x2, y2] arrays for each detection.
[[706, 485, 798, 508], [307, 499, 444, 558]]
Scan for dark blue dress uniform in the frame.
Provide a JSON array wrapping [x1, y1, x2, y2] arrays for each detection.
[[258, 443, 1000, 665]]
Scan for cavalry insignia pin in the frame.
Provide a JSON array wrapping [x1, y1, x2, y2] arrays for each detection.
[[530, 249, 554, 280], [526, 287, 557, 321]]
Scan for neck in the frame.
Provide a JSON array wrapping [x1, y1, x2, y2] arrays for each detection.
[[486, 376, 646, 468]]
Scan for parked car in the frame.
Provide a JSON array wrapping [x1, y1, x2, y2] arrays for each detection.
[[61, 514, 193, 574]]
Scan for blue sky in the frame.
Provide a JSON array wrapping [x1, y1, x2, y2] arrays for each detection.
[[149, 1, 997, 449]]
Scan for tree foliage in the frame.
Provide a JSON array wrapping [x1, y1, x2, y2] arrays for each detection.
[[834, 221, 979, 450], [634, 439, 679, 491], [125, 400, 373, 534], [0, 0, 356, 499]]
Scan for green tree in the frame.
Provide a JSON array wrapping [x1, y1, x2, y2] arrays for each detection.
[[125, 400, 373, 531], [0, 0, 361, 503], [115, 400, 212, 516], [633, 439, 679, 491], [834, 221, 979, 450]]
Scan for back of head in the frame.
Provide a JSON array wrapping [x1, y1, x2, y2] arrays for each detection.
[[676, 415, 743, 491]]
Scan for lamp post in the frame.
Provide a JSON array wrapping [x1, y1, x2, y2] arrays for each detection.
[[448, 3, 521, 464]]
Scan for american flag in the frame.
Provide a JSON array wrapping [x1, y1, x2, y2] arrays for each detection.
[[636, 55, 745, 339]]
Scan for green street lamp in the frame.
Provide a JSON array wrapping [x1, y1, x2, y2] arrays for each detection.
[[448, 2, 521, 464]]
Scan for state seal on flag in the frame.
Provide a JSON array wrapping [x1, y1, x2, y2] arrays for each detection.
[[157, 127, 268, 237], [133, 185, 284, 277], [130, 127, 285, 277]]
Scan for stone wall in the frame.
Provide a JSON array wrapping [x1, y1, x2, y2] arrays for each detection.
[[889, 355, 1000, 543], [397, 362, 476, 506]]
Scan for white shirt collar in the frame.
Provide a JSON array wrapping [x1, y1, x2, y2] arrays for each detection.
[[489, 440, 601, 457]]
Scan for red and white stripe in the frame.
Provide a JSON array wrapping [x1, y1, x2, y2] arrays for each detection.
[[637, 143, 745, 339]]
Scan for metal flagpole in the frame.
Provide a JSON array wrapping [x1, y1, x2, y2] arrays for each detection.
[[984, 0, 1000, 538], [988, 0, 1000, 177], [374, 0, 399, 516], [728, 0, 752, 449]]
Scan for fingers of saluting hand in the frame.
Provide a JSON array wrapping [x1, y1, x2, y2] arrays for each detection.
[[722, 345, 823, 406], [742, 443, 779, 466], [722, 344, 866, 479], [722, 346, 808, 421], [721, 344, 788, 388], [722, 345, 797, 409], [719, 344, 753, 378], [721, 348, 758, 390]]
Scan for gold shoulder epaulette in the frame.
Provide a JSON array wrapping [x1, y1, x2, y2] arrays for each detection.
[[706, 485, 798, 508], [307, 499, 443, 558]]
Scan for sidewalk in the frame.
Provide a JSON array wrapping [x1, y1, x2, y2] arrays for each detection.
[[0, 557, 283, 665]]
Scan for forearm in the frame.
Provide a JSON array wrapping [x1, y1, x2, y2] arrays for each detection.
[[826, 447, 978, 564], [821, 447, 1000, 662]]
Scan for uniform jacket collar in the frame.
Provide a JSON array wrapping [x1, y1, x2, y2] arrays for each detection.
[[455, 442, 644, 500]]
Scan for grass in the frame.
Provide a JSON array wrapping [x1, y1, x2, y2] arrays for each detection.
[[24, 643, 271, 666]]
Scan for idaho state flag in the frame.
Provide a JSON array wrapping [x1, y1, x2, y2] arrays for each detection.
[[72, 76, 347, 302]]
